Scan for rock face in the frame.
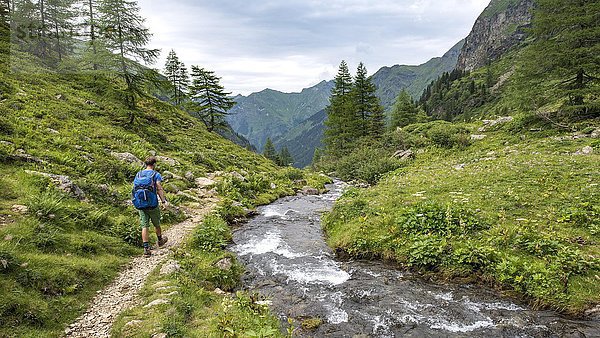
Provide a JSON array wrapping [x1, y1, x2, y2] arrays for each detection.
[[457, 0, 534, 71], [24, 170, 86, 200]]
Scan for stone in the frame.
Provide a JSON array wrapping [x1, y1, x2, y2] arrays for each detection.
[[24, 171, 86, 200], [156, 156, 178, 166], [270, 182, 277, 189], [110, 152, 142, 166], [301, 186, 319, 195], [11, 152, 46, 164], [124, 320, 143, 328], [579, 146, 594, 155], [85, 99, 97, 106], [55, 94, 66, 100], [214, 257, 233, 270], [47, 128, 59, 134], [11, 204, 28, 214], [293, 179, 308, 186], [184, 171, 195, 181], [453, 163, 466, 171], [591, 129, 600, 139], [392, 149, 414, 160], [230, 171, 246, 181], [195, 177, 216, 188], [159, 260, 181, 275], [4, 235, 13, 241], [151, 333, 167, 338], [213, 288, 227, 295], [144, 299, 170, 308], [470, 134, 487, 140]]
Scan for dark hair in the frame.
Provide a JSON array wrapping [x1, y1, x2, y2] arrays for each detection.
[[145, 156, 157, 167]]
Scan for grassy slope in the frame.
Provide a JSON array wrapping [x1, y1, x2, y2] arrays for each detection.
[[0, 48, 327, 337], [323, 121, 600, 313]]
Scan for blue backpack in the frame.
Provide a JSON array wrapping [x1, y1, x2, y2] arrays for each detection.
[[132, 170, 159, 210]]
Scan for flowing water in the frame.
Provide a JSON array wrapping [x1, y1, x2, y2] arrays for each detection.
[[229, 181, 600, 337]]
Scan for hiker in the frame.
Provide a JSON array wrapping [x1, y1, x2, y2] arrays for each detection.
[[132, 156, 169, 257]]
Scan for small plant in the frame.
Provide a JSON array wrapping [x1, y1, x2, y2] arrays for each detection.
[[192, 215, 231, 252]]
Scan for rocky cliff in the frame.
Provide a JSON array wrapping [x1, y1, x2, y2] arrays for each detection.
[[457, 0, 534, 71]]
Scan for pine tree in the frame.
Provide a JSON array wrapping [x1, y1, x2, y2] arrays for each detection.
[[82, 0, 99, 70], [0, 0, 8, 29], [165, 49, 184, 104], [188, 66, 235, 132], [46, 0, 77, 62], [97, 0, 160, 120], [277, 146, 293, 166], [520, 0, 600, 117], [351, 62, 384, 138], [263, 138, 278, 162], [390, 90, 418, 129], [324, 60, 357, 155], [177, 61, 189, 103]]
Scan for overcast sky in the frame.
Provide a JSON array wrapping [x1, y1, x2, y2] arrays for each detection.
[[138, 0, 491, 96]]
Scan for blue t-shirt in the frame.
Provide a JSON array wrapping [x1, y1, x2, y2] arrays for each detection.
[[139, 169, 163, 183]]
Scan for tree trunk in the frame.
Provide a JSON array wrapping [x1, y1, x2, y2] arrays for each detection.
[[88, 0, 97, 70]]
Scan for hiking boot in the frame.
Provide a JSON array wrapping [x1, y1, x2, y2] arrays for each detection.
[[143, 247, 152, 257], [158, 236, 168, 247]]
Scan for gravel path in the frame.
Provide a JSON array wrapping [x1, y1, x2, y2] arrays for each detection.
[[64, 200, 217, 338]]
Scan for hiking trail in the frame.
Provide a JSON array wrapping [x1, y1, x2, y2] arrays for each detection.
[[65, 190, 218, 338]]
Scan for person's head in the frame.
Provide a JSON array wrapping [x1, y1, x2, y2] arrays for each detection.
[[145, 156, 157, 169]]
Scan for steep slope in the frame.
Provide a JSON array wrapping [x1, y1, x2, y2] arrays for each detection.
[[372, 39, 464, 108], [273, 109, 327, 168], [226, 80, 334, 150], [456, 0, 534, 71], [0, 49, 316, 337]]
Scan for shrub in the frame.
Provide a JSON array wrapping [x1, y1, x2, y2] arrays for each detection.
[[406, 234, 447, 268], [426, 123, 471, 148], [192, 215, 231, 252], [393, 203, 487, 237], [111, 217, 142, 246], [334, 146, 403, 184]]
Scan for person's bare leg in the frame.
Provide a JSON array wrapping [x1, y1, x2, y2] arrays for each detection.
[[155, 226, 162, 238], [142, 227, 149, 243]]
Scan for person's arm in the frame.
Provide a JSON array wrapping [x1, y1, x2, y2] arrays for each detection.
[[155, 181, 168, 205]]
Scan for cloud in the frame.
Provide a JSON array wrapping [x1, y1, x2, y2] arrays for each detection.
[[138, 0, 490, 95]]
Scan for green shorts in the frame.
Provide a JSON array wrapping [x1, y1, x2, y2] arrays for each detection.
[[138, 207, 161, 229]]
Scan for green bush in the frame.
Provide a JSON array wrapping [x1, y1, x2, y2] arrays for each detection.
[[393, 203, 487, 237], [111, 217, 142, 246], [406, 234, 447, 268], [426, 123, 471, 148], [192, 215, 231, 252], [334, 145, 404, 184]]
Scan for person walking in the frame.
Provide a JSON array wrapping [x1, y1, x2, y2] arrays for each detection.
[[132, 156, 169, 257]]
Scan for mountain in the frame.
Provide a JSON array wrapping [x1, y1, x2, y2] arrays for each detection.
[[456, 0, 534, 71], [226, 80, 334, 150], [371, 40, 464, 108], [273, 109, 327, 168]]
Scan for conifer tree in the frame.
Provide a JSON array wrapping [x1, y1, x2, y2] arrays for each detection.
[[97, 0, 160, 120], [520, 0, 600, 116], [164, 49, 187, 105], [324, 60, 357, 155], [177, 61, 189, 103], [351, 62, 384, 138], [188, 66, 235, 132], [82, 0, 99, 70], [277, 146, 293, 166], [262, 138, 278, 162], [46, 0, 77, 62], [0, 0, 8, 29], [390, 90, 418, 129]]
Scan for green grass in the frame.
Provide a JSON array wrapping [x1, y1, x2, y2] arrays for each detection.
[[0, 47, 328, 336], [323, 121, 600, 314]]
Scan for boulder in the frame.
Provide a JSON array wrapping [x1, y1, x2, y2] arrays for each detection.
[[301, 186, 319, 195], [470, 134, 487, 140], [392, 149, 415, 160], [156, 156, 178, 166], [11, 205, 28, 214], [24, 170, 86, 200], [184, 171, 195, 182], [159, 260, 181, 275], [214, 257, 233, 270], [230, 171, 246, 181], [575, 146, 594, 155], [195, 177, 216, 188], [144, 299, 169, 308], [110, 152, 142, 166]]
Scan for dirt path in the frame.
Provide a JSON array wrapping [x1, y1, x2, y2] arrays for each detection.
[[64, 199, 217, 338]]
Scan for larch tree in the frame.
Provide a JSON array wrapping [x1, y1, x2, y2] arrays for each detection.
[[262, 138, 278, 162], [390, 89, 418, 129], [520, 0, 600, 117], [98, 0, 160, 121], [81, 0, 100, 70], [188, 66, 235, 132], [324, 60, 357, 155], [277, 146, 293, 167], [46, 0, 78, 62]]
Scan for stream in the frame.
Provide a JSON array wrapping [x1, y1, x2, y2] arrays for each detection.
[[229, 181, 600, 337]]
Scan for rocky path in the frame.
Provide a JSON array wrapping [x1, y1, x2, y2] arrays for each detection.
[[64, 199, 217, 338]]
